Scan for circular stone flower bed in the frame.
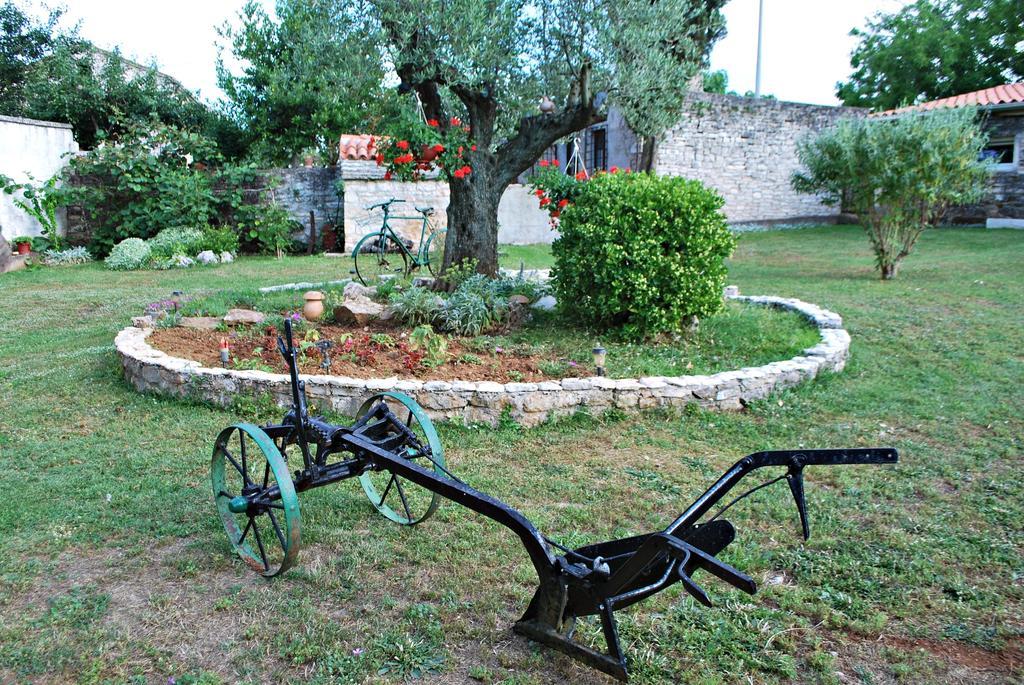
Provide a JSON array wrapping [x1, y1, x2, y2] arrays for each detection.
[[116, 286, 850, 427]]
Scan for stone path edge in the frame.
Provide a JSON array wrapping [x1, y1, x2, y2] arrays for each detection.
[[115, 293, 850, 427]]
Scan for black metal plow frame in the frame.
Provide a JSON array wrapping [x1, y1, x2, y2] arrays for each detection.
[[211, 321, 898, 681]]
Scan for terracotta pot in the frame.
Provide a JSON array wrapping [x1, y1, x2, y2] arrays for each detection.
[[303, 291, 325, 321], [16, 242, 30, 255], [304, 155, 315, 168], [419, 145, 440, 163]]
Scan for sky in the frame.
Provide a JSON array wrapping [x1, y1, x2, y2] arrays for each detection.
[[54, 0, 913, 107]]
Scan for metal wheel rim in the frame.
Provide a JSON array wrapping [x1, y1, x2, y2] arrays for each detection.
[[353, 233, 409, 286], [356, 392, 445, 525], [425, 229, 447, 278], [211, 423, 301, 577]]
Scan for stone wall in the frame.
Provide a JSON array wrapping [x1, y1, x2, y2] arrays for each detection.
[[947, 111, 1024, 226], [654, 92, 865, 223], [115, 291, 850, 428], [339, 161, 553, 250], [0, 115, 78, 240]]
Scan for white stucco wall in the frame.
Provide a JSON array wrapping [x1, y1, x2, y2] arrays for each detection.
[[0, 115, 78, 240], [340, 168, 554, 250]]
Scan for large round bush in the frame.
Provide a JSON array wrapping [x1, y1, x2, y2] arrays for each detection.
[[552, 172, 735, 339]]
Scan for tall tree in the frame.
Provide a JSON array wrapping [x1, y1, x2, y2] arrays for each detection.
[[0, 0, 67, 115], [217, 0, 395, 164], [837, 0, 1024, 110], [369, 0, 726, 275], [25, 44, 211, 149]]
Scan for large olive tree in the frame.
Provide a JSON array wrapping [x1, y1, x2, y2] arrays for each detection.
[[364, 0, 726, 275]]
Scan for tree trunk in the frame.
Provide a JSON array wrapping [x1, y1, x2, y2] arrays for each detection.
[[880, 261, 899, 280], [443, 161, 506, 277]]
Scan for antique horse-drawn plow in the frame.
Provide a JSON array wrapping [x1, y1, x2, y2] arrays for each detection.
[[211, 321, 897, 681]]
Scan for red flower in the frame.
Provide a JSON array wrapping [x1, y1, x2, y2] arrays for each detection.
[[540, 197, 550, 207], [457, 146, 464, 156], [395, 153, 414, 164], [450, 117, 461, 126], [610, 166, 619, 173], [539, 159, 549, 167], [396, 140, 409, 151], [462, 126, 471, 133], [374, 153, 384, 165], [557, 198, 569, 209], [432, 144, 444, 153], [384, 170, 392, 180], [550, 210, 560, 218], [575, 170, 588, 181], [427, 119, 439, 127], [625, 167, 631, 173], [452, 164, 472, 179], [552, 159, 560, 167], [535, 188, 545, 197], [470, 144, 477, 151]]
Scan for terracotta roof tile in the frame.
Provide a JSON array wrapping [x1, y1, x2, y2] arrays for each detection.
[[873, 83, 1024, 116], [338, 134, 378, 160]]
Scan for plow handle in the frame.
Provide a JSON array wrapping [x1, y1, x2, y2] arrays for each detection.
[[664, 448, 897, 537]]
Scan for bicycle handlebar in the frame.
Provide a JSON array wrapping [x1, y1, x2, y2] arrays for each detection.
[[365, 198, 406, 211]]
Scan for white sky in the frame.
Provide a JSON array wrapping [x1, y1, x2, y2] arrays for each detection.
[[55, 0, 913, 107]]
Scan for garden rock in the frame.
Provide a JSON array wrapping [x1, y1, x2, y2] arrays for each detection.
[[508, 294, 530, 306], [334, 300, 384, 326], [182, 316, 222, 330], [220, 252, 234, 263], [0, 235, 13, 273], [196, 250, 219, 265], [531, 295, 557, 311], [131, 315, 154, 328], [343, 281, 376, 300], [171, 254, 194, 268], [224, 309, 266, 325]]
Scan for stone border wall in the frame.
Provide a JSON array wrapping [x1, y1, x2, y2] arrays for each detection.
[[115, 293, 850, 427]]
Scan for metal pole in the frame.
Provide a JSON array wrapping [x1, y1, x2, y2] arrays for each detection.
[[754, 0, 764, 97]]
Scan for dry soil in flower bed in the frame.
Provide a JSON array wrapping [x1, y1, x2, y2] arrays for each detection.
[[149, 321, 589, 383]]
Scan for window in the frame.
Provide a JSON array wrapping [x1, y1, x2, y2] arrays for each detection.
[[981, 138, 1017, 171], [591, 128, 607, 171]]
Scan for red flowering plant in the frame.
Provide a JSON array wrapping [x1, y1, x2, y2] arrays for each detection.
[[374, 110, 475, 182], [529, 164, 630, 224]]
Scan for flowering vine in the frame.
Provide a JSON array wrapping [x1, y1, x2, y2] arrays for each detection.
[[529, 165, 631, 226], [374, 116, 476, 182]]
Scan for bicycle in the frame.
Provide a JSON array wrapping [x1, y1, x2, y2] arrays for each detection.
[[351, 198, 447, 286]]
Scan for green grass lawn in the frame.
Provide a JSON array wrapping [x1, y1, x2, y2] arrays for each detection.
[[0, 228, 1021, 684]]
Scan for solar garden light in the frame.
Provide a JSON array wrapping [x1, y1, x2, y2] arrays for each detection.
[[171, 291, 183, 311], [592, 344, 607, 376], [219, 338, 230, 367]]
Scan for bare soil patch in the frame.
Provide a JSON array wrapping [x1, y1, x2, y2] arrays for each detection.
[[150, 322, 588, 383]]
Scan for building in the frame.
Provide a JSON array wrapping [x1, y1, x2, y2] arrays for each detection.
[[874, 83, 1024, 228]]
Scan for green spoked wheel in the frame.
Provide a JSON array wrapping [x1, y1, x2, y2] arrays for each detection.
[[424, 229, 447, 278], [212, 424, 300, 577], [357, 392, 445, 525], [352, 232, 409, 286]]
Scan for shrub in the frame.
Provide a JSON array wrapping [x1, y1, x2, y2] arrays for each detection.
[[148, 227, 206, 259], [552, 172, 735, 339], [390, 286, 442, 326], [200, 225, 239, 255], [236, 203, 295, 257], [105, 238, 151, 270], [793, 107, 989, 279], [43, 246, 92, 266], [438, 290, 492, 336]]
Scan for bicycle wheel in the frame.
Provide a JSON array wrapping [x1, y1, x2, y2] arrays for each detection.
[[352, 232, 409, 286], [424, 229, 447, 278]]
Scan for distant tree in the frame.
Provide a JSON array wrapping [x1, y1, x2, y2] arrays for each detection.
[[217, 0, 396, 164], [364, 0, 727, 276], [793, 107, 989, 279], [0, 0, 68, 115], [837, 0, 1024, 110], [701, 68, 729, 94], [25, 44, 212, 149]]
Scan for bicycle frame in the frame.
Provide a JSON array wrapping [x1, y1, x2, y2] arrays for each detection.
[[374, 198, 439, 266]]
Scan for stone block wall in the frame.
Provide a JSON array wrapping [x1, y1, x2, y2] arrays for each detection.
[[0, 115, 78, 240], [654, 92, 865, 223]]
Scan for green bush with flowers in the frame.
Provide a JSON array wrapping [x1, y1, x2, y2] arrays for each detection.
[[374, 110, 476, 182], [548, 171, 735, 340]]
